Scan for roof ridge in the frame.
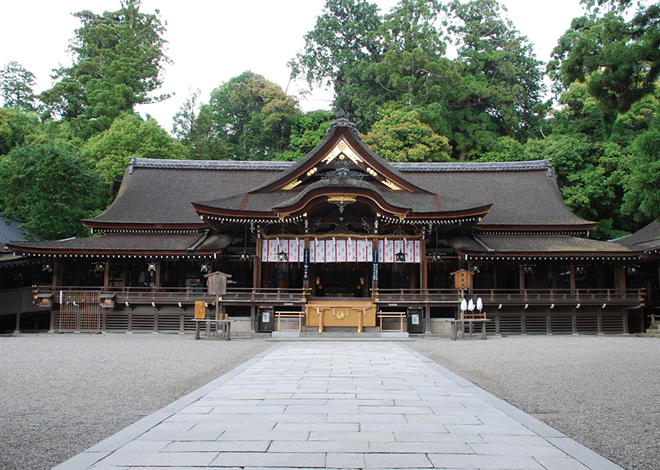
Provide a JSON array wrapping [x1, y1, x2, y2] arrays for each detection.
[[129, 157, 552, 173], [390, 160, 552, 172], [130, 158, 293, 171]]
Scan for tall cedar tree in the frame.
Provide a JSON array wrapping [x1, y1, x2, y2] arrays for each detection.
[[40, 0, 170, 139]]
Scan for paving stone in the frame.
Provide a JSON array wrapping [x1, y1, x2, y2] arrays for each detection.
[[210, 451, 326, 468], [427, 453, 545, 469], [58, 341, 620, 470], [163, 440, 271, 453], [364, 452, 433, 468], [326, 452, 366, 468], [268, 440, 370, 453]]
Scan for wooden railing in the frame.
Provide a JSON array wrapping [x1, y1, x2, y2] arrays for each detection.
[[34, 286, 644, 309], [36, 286, 309, 305], [374, 288, 645, 306], [0, 287, 40, 315]]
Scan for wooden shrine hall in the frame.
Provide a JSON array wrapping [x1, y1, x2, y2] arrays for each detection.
[[7, 116, 649, 336]]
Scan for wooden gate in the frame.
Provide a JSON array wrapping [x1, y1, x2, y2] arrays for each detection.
[[57, 291, 101, 332]]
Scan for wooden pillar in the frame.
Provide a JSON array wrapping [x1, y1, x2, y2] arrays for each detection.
[[570, 263, 576, 292], [122, 259, 127, 291], [420, 238, 427, 291], [50, 259, 61, 333], [254, 236, 262, 289], [250, 305, 256, 333], [103, 261, 110, 289], [154, 261, 161, 288], [614, 261, 626, 292]]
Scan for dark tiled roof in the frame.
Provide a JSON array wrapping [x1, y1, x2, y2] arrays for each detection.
[[87, 156, 591, 229], [612, 220, 660, 251], [0, 216, 27, 246], [477, 234, 637, 256], [89, 165, 279, 226], [9, 233, 205, 254], [402, 166, 591, 227]]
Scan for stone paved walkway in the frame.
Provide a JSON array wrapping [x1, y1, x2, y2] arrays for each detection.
[[55, 341, 622, 470]]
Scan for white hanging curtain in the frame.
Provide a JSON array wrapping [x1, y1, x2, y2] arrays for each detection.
[[309, 238, 373, 263], [377, 239, 420, 263], [262, 238, 305, 263], [262, 238, 419, 263]]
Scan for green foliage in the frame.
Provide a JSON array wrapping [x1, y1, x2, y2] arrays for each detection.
[[40, 0, 169, 139], [207, 71, 301, 160], [549, 2, 660, 113], [289, 0, 382, 90], [621, 105, 660, 220], [0, 62, 38, 111], [83, 113, 189, 191], [0, 107, 40, 155], [444, 0, 546, 159], [368, 0, 446, 107], [289, 110, 335, 157], [289, 0, 384, 129], [0, 143, 103, 240], [363, 107, 451, 162], [172, 89, 231, 160]]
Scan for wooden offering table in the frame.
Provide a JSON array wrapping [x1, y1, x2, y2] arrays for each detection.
[[306, 300, 376, 333]]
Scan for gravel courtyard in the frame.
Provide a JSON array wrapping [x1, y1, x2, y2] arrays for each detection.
[[0, 333, 657, 470]]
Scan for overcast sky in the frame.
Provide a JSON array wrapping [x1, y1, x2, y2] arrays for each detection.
[[0, 0, 586, 131]]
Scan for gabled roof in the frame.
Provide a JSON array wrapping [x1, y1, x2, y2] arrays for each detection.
[[192, 119, 492, 223], [613, 220, 660, 253], [253, 118, 431, 194]]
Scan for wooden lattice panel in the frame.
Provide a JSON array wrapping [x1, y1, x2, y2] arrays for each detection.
[[58, 291, 100, 332]]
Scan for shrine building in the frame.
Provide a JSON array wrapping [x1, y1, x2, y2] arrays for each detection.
[[5, 116, 653, 336]]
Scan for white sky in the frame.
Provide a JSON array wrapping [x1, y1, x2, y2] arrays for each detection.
[[0, 0, 586, 132]]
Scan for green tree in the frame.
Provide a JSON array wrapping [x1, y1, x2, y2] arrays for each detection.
[[368, 0, 447, 107], [443, 0, 546, 160], [363, 107, 451, 162], [289, 0, 383, 129], [0, 143, 103, 240], [172, 89, 231, 160], [207, 71, 300, 160], [40, 0, 169, 139], [621, 104, 660, 220], [0, 62, 38, 111], [83, 113, 189, 194], [0, 107, 40, 155], [283, 109, 335, 160], [549, 1, 660, 113]]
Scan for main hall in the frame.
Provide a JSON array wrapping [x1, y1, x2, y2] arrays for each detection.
[[8, 116, 649, 336]]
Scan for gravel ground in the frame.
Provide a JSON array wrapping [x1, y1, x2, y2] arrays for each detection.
[[409, 335, 660, 470], [1, 334, 658, 470], [0, 334, 272, 470]]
